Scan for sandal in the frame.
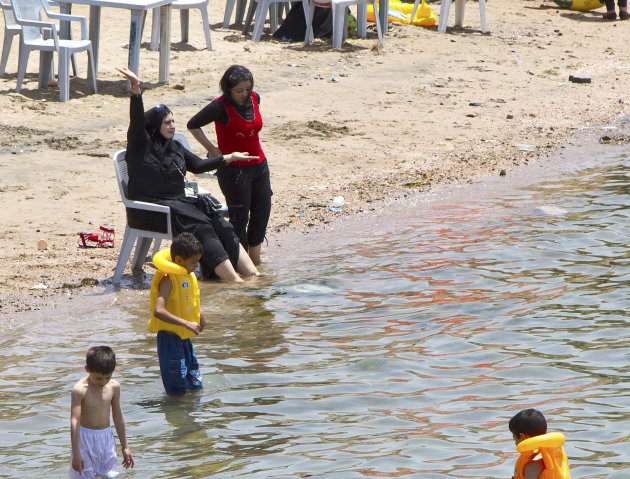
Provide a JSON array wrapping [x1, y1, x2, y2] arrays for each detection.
[[603, 11, 617, 20], [620, 10, 630, 20], [78, 226, 115, 248]]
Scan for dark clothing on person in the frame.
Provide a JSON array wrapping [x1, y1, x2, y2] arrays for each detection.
[[187, 92, 261, 129], [217, 158, 271, 248], [125, 93, 240, 276], [272, 1, 332, 42], [606, 0, 627, 9], [187, 91, 271, 250]]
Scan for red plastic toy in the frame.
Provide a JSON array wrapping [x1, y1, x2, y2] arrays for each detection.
[[78, 226, 115, 248]]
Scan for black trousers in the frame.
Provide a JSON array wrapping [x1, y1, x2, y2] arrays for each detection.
[[606, 0, 627, 9], [216, 158, 272, 250]]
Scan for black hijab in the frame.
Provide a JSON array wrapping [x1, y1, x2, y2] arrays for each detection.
[[144, 104, 172, 142]]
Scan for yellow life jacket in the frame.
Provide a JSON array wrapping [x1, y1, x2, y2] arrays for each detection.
[[148, 248, 200, 340], [514, 433, 571, 479]]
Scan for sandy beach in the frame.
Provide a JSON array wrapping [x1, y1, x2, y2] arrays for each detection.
[[0, 0, 627, 316]]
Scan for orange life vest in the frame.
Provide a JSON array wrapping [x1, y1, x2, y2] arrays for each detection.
[[513, 433, 570, 479]]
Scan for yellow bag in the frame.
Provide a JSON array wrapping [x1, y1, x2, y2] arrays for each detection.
[[367, 0, 437, 26]]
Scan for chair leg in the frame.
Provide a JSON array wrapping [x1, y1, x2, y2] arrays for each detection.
[[357, 4, 367, 38], [113, 228, 137, 284], [199, 5, 213, 50], [58, 48, 70, 102], [180, 9, 190, 42], [235, 0, 248, 23], [371, 0, 383, 46], [223, 0, 235, 27], [131, 236, 153, 270], [437, 0, 450, 33], [243, 0, 257, 34], [331, 4, 343, 48], [151, 7, 161, 50], [455, 0, 464, 27], [269, 2, 279, 32], [479, 0, 486, 33], [15, 43, 29, 92], [302, 0, 315, 46], [408, 0, 420, 24], [302, 0, 314, 44], [251, 0, 269, 41], [152, 239, 163, 258], [38, 50, 54, 89], [0, 31, 15, 76]]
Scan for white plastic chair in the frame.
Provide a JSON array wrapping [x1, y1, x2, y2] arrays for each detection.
[[11, 0, 96, 101], [112, 145, 227, 283], [305, 0, 382, 49], [247, 0, 310, 42], [113, 149, 174, 284], [150, 0, 212, 51], [223, 0, 249, 27], [437, 0, 486, 34], [0, 0, 20, 75]]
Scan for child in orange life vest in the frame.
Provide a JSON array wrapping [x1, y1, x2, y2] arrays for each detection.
[[509, 408, 571, 479], [149, 232, 206, 395]]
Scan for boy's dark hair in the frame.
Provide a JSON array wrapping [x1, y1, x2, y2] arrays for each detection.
[[219, 65, 254, 95], [171, 232, 203, 261], [509, 408, 547, 437], [86, 346, 116, 375]]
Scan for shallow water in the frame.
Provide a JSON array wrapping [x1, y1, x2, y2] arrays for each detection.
[[0, 135, 629, 478]]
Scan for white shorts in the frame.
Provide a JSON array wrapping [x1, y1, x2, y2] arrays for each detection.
[[69, 426, 119, 478]]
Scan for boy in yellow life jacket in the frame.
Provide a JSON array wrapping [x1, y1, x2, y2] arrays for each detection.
[[509, 408, 571, 479], [149, 232, 206, 395]]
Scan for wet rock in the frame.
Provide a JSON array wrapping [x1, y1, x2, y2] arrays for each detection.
[[499, 169, 507, 176], [599, 134, 630, 144], [62, 278, 99, 289]]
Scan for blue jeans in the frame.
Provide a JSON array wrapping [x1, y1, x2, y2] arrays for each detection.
[[157, 331, 203, 395]]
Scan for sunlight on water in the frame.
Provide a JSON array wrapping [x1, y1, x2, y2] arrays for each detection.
[[0, 147, 628, 478]]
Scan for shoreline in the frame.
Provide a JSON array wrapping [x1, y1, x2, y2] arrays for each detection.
[[1, 0, 629, 316], [1, 113, 621, 325]]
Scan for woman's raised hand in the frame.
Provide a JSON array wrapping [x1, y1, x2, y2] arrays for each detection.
[[115, 66, 139, 84], [116, 67, 141, 94], [225, 152, 260, 164]]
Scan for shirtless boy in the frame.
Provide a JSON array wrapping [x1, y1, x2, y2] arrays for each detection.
[[70, 346, 134, 478]]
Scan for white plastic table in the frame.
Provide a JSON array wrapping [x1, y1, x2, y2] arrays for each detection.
[[56, 0, 172, 88]]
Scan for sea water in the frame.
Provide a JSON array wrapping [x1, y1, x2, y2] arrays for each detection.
[[0, 132, 628, 478]]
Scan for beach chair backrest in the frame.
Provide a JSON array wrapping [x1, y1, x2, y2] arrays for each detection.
[[11, 0, 45, 43]]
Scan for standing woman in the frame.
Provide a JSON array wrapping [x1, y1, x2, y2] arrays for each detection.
[[117, 67, 259, 282], [604, 0, 629, 19], [187, 65, 271, 265]]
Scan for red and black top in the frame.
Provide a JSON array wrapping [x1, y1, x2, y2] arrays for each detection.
[[214, 92, 264, 166]]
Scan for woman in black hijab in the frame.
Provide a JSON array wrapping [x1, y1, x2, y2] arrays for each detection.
[[117, 67, 259, 282]]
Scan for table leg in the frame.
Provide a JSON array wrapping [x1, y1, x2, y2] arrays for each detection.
[[57, 2, 76, 76], [127, 9, 143, 90], [88, 5, 101, 78], [158, 4, 171, 83], [378, 0, 388, 35]]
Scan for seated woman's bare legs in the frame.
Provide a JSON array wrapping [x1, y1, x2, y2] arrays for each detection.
[[214, 259, 244, 283], [248, 243, 262, 265], [236, 244, 259, 276]]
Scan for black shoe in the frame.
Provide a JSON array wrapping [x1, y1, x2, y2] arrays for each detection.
[[620, 10, 630, 20], [603, 10, 617, 20]]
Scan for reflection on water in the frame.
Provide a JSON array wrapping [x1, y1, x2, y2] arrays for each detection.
[[0, 147, 628, 478]]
